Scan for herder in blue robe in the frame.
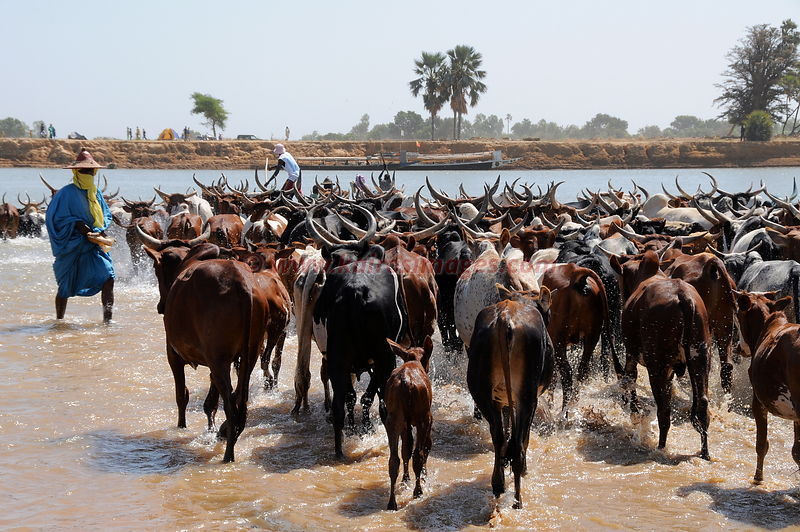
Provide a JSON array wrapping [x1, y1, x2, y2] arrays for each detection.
[[45, 149, 115, 322]]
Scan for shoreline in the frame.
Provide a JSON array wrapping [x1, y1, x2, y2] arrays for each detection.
[[1, 138, 799, 170]]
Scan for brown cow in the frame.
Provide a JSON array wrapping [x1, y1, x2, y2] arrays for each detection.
[[733, 290, 800, 483], [113, 198, 161, 268], [205, 214, 244, 249], [384, 336, 434, 511], [383, 238, 438, 347], [142, 238, 271, 463], [616, 251, 712, 459], [0, 195, 20, 239], [509, 224, 560, 261], [665, 252, 737, 393], [166, 211, 203, 240], [467, 285, 554, 509], [540, 263, 617, 413]]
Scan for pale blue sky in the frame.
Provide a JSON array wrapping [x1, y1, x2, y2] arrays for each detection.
[[1, 1, 796, 139]]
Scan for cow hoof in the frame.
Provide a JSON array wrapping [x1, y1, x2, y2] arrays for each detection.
[[699, 451, 710, 461], [413, 486, 423, 498], [217, 421, 229, 440], [387, 501, 398, 511], [512, 501, 522, 510]]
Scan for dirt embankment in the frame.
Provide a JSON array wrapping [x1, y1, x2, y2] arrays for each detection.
[[0, 138, 798, 169]]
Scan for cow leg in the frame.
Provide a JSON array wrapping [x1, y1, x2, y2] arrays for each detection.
[[387, 422, 400, 511], [577, 329, 602, 383], [346, 388, 357, 433], [553, 344, 574, 417], [401, 423, 413, 482], [167, 347, 189, 429], [361, 375, 378, 431], [203, 376, 220, 432], [687, 347, 710, 460], [330, 370, 351, 459], [752, 391, 769, 483], [270, 331, 287, 389], [649, 369, 673, 451], [413, 415, 432, 499], [488, 410, 506, 498], [211, 367, 238, 463], [260, 340, 277, 390], [792, 422, 800, 473]]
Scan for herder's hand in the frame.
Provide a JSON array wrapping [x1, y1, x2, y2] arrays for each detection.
[[74, 221, 91, 235]]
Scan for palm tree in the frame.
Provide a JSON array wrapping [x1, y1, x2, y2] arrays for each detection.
[[445, 45, 487, 140], [409, 52, 449, 140]]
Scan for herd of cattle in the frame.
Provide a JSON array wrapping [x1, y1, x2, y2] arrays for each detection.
[[4, 170, 800, 509]]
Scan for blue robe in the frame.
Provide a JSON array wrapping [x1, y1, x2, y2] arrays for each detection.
[[45, 184, 115, 298]]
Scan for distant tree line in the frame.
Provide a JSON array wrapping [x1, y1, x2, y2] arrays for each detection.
[[301, 111, 735, 141]]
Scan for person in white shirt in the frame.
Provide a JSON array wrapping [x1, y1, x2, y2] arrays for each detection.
[[270, 144, 301, 195]]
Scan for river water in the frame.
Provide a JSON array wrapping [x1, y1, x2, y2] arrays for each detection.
[[2, 167, 800, 530]]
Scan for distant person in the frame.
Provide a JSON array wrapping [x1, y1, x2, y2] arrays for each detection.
[[379, 171, 392, 191], [135, 127, 141, 140], [270, 143, 301, 195], [218, 133, 222, 141], [48, 124, 56, 138], [285, 126, 290, 141], [142, 129, 147, 140], [740, 124, 745, 141], [39, 123, 47, 138], [183, 126, 189, 140], [45, 148, 115, 322], [355, 173, 367, 190]]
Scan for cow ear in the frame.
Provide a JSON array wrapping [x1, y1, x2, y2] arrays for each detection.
[[500, 228, 511, 250], [495, 283, 514, 299], [735, 291, 751, 311], [386, 338, 407, 360], [640, 251, 661, 277], [538, 286, 552, 313], [772, 296, 793, 312], [143, 247, 161, 263], [610, 255, 623, 274], [122, 205, 132, 213], [274, 247, 295, 260], [406, 235, 417, 252]]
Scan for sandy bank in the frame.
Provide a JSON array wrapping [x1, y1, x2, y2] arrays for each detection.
[[0, 138, 798, 170]]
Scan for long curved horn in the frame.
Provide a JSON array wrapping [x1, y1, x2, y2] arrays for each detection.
[[452, 212, 500, 239], [426, 175, 452, 205], [678, 231, 710, 245], [674, 176, 693, 200], [615, 225, 649, 243], [335, 212, 368, 239], [508, 212, 530, 235], [661, 183, 681, 202], [39, 174, 58, 195], [407, 216, 450, 240], [113, 214, 135, 229], [136, 223, 168, 249], [153, 187, 171, 203], [632, 180, 650, 201], [765, 190, 800, 220], [193, 174, 212, 193], [186, 225, 212, 246], [691, 199, 722, 225], [760, 215, 791, 234], [547, 181, 563, 210]]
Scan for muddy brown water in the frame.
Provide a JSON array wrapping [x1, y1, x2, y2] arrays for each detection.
[[2, 236, 800, 530]]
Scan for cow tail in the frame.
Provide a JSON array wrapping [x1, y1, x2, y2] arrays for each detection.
[[793, 266, 800, 324], [498, 318, 516, 461]]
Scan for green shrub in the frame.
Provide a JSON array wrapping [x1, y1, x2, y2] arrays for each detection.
[[743, 110, 774, 141]]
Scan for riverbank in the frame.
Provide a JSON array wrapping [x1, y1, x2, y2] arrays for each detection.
[[1, 137, 798, 170]]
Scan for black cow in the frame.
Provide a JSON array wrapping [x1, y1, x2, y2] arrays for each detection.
[[433, 228, 473, 351]]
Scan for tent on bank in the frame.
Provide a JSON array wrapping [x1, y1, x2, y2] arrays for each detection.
[[157, 128, 178, 140]]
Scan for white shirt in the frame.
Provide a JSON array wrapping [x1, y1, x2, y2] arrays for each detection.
[[278, 152, 300, 181]]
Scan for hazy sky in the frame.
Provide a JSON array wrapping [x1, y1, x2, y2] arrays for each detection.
[[1, 1, 796, 139]]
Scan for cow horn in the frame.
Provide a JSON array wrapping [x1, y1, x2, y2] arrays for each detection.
[[39, 174, 58, 195], [632, 180, 650, 200], [335, 212, 368, 239], [575, 195, 598, 215], [153, 187, 171, 202], [760, 215, 791, 234], [675, 176, 693, 200], [764, 190, 800, 221], [136, 223, 167, 249], [122, 197, 136, 208], [113, 214, 135, 229], [414, 187, 439, 228], [408, 216, 449, 240], [426, 175, 453, 205], [677, 231, 710, 244], [305, 207, 347, 246], [509, 212, 530, 235], [547, 181, 563, 210], [186, 225, 212, 246], [193, 174, 212, 193], [691, 199, 721, 225], [615, 225, 649, 243], [452, 211, 499, 239]]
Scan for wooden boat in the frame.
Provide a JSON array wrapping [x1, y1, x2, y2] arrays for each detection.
[[291, 150, 520, 171]]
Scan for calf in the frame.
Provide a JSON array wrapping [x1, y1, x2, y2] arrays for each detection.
[[734, 290, 800, 483], [467, 286, 554, 509], [617, 251, 712, 459], [383, 336, 434, 511]]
